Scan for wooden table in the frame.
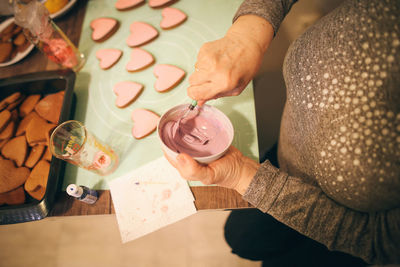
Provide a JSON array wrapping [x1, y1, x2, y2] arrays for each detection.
[[0, 1, 252, 215]]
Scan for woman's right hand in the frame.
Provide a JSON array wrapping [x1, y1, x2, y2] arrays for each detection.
[[188, 15, 274, 105]]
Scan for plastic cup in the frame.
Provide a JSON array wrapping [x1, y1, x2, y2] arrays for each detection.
[[49, 120, 118, 176]]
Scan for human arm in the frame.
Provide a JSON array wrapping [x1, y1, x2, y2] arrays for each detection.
[[245, 161, 400, 265], [167, 149, 400, 264], [188, 15, 273, 105], [188, 0, 298, 105], [165, 146, 260, 194]]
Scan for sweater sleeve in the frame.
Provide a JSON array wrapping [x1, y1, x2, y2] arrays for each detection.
[[244, 160, 400, 265], [233, 0, 298, 34]]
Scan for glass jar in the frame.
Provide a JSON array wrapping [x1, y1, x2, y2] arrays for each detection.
[[13, 0, 85, 72]]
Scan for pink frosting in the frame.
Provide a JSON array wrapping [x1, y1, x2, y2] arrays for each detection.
[[90, 18, 118, 41], [160, 7, 187, 29], [113, 81, 143, 108], [126, 22, 158, 47], [160, 108, 230, 157], [96, 48, 122, 69], [126, 48, 154, 71], [153, 64, 185, 92], [131, 108, 160, 139], [115, 0, 144, 10], [148, 0, 173, 8]]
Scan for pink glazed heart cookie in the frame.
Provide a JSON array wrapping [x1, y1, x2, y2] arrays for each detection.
[[113, 81, 143, 108], [131, 108, 160, 139], [126, 22, 158, 47], [160, 8, 187, 29], [115, 0, 144, 10], [96, 49, 122, 69], [126, 48, 154, 72], [90, 18, 119, 42], [153, 64, 185, 92], [148, 0, 175, 8]]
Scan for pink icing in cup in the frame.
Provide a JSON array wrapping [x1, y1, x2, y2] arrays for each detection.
[[158, 104, 234, 164]]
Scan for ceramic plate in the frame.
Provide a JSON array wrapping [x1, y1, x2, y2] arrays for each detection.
[[49, 0, 78, 19], [0, 17, 35, 68]]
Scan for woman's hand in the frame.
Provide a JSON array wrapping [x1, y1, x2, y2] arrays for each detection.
[[188, 15, 274, 105], [165, 146, 260, 195]]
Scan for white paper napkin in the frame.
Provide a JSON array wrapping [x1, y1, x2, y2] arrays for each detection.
[[109, 157, 197, 243]]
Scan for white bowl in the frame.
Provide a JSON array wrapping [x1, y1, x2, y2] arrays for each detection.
[[158, 104, 234, 164]]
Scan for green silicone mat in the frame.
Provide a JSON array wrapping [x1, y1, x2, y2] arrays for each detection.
[[62, 0, 259, 189]]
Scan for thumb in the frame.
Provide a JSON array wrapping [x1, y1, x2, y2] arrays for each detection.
[[176, 153, 214, 183]]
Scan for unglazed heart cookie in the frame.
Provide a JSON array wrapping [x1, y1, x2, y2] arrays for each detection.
[[34, 91, 64, 124], [0, 158, 30, 194], [153, 64, 185, 92], [115, 0, 144, 10], [131, 108, 160, 139], [126, 22, 158, 47], [90, 17, 119, 42], [160, 7, 187, 29], [148, 0, 175, 8], [126, 48, 154, 72], [96, 48, 122, 69], [113, 81, 143, 108]]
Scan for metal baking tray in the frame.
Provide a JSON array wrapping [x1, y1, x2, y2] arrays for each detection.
[[0, 70, 76, 224]]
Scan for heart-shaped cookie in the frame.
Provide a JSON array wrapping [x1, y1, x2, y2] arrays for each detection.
[[90, 18, 119, 42], [153, 64, 185, 92], [96, 48, 122, 69], [126, 48, 154, 72], [131, 109, 160, 139], [0, 158, 30, 194], [113, 81, 143, 108], [115, 0, 144, 10], [148, 0, 175, 8], [126, 22, 158, 47], [160, 7, 187, 29]]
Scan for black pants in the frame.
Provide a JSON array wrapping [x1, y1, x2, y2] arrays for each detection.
[[224, 144, 367, 267]]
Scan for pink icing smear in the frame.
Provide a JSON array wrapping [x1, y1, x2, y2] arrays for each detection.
[[160, 107, 230, 157]]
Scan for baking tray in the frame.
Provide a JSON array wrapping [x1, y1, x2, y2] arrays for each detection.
[[0, 70, 76, 224]]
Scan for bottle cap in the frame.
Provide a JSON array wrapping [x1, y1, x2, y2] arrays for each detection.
[[66, 184, 83, 198]]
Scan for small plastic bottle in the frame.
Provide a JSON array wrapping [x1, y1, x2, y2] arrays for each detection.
[[66, 184, 98, 204]]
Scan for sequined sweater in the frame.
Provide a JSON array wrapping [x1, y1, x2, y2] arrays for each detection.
[[234, 0, 400, 264]]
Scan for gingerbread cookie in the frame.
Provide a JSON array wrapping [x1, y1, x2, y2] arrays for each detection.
[[160, 7, 187, 29], [0, 120, 16, 140], [25, 144, 45, 168], [24, 160, 50, 201], [131, 108, 160, 139], [0, 186, 25, 206], [16, 111, 40, 136], [42, 146, 52, 162], [96, 48, 122, 70], [1, 135, 28, 167], [126, 22, 158, 47], [34, 91, 64, 124], [113, 81, 143, 108], [0, 43, 13, 63], [19, 94, 41, 117], [0, 109, 12, 132], [115, 0, 145, 10], [126, 48, 154, 72], [25, 115, 56, 146], [148, 0, 176, 8], [90, 17, 119, 42], [153, 64, 185, 92], [0, 92, 22, 111], [0, 157, 30, 194]]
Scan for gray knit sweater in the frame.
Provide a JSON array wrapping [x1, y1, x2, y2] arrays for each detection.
[[234, 0, 400, 264]]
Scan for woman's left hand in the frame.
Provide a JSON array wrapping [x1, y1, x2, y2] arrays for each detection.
[[164, 146, 260, 195]]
